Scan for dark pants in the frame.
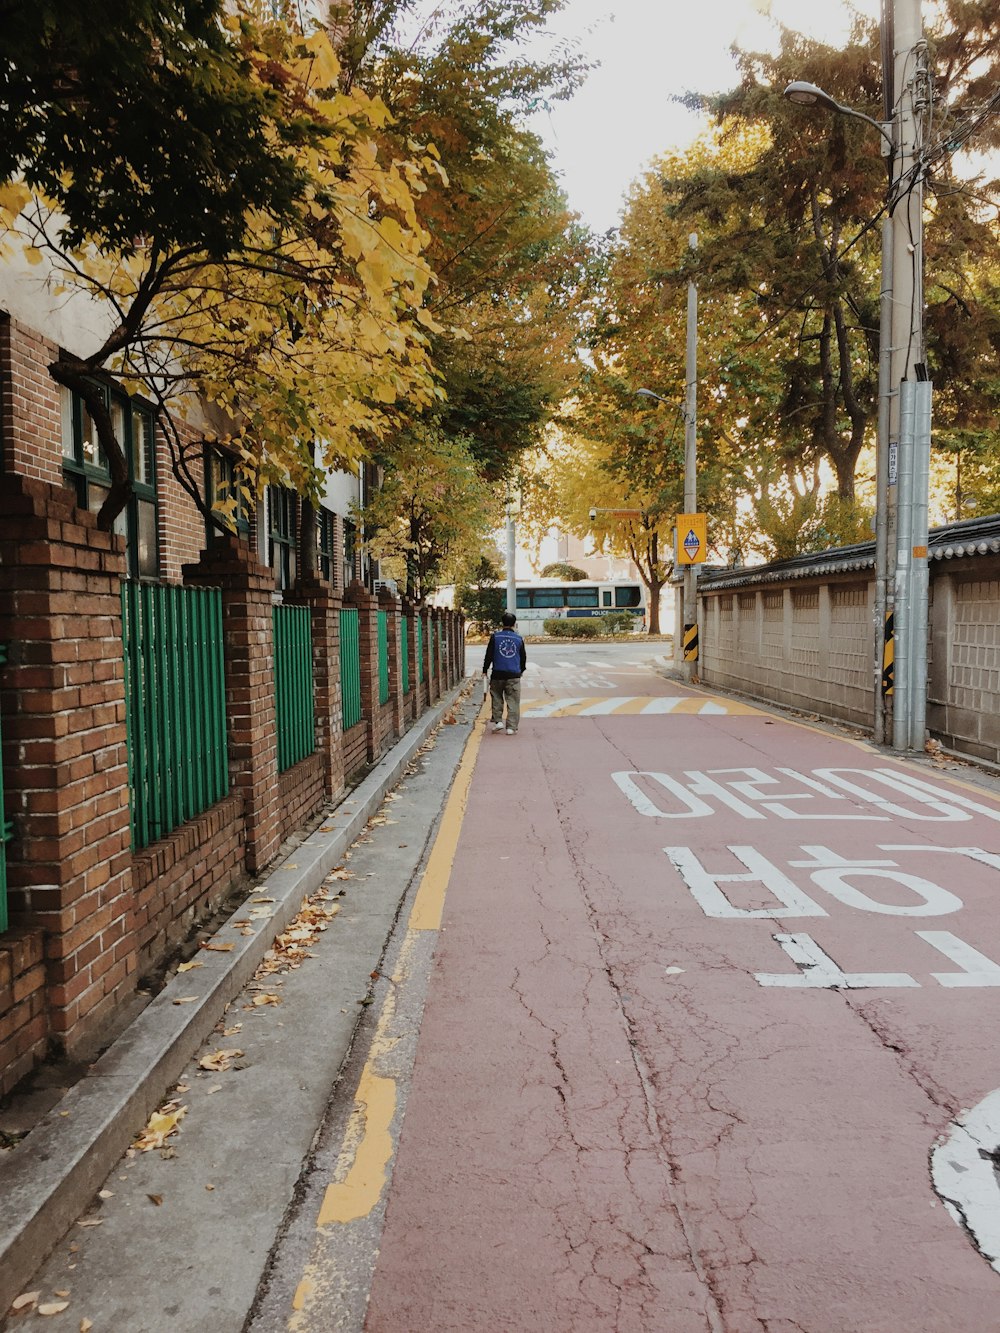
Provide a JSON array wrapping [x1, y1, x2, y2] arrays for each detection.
[[490, 675, 521, 731]]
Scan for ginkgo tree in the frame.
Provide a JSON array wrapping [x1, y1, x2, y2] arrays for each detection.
[[357, 426, 503, 602], [1, 6, 445, 530], [523, 424, 680, 635]]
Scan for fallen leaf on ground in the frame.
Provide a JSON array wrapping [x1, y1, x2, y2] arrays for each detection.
[[198, 1049, 243, 1072], [134, 1102, 187, 1151], [222, 1025, 242, 1037], [38, 1302, 70, 1316], [76, 1219, 103, 1229], [54, 1291, 70, 1298], [251, 897, 276, 904], [248, 907, 272, 920], [206, 1084, 223, 1095], [177, 961, 203, 974], [173, 996, 199, 1005], [81, 1320, 94, 1332], [249, 993, 281, 1007], [201, 942, 234, 953], [205, 1183, 215, 1191], [147, 1194, 163, 1206], [98, 1189, 113, 1199], [11, 1292, 39, 1311]]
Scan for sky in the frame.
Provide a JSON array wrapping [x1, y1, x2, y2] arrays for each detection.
[[523, 0, 881, 233]]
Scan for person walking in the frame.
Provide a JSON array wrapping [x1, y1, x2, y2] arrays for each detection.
[[483, 611, 526, 735]]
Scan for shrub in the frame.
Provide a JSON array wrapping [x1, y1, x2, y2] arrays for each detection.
[[597, 611, 638, 635], [543, 617, 602, 638], [540, 562, 588, 581]]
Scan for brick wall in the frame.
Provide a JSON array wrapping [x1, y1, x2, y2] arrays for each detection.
[[132, 793, 245, 975], [0, 317, 63, 486], [157, 420, 207, 583], [0, 475, 137, 1055], [278, 754, 325, 844], [0, 927, 47, 1098]]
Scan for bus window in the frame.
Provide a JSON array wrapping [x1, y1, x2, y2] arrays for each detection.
[[566, 587, 599, 607], [533, 589, 565, 608], [602, 591, 612, 607], [615, 586, 641, 608]]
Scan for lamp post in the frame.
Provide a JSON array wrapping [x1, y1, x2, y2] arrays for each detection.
[[782, 0, 930, 751], [636, 231, 699, 680]]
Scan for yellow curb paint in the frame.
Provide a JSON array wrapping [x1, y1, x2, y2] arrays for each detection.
[[315, 1069, 397, 1226], [408, 708, 487, 932], [615, 697, 652, 715], [291, 1277, 314, 1312]]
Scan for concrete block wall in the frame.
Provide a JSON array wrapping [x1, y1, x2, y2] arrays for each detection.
[[699, 553, 1000, 759]]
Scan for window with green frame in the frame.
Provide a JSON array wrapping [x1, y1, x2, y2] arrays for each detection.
[[205, 448, 250, 540], [342, 518, 356, 589], [61, 383, 158, 579], [269, 485, 297, 590], [318, 508, 336, 584]]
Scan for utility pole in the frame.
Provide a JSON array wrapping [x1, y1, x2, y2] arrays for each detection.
[[682, 232, 698, 681], [887, 0, 931, 751], [505, 501, 517, 616]]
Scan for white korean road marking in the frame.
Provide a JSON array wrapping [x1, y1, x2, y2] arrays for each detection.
[[932, 1089, 1000, 1273], [916, 932, 1000, 986], [755, 934, 920, 988]]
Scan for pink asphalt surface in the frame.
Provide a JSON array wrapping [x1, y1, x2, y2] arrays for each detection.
[[366, 663, 1000, 1332]]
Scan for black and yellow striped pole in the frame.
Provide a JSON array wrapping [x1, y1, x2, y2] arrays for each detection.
[[881, 610, 894, 695], [683, 623, 699, 663]]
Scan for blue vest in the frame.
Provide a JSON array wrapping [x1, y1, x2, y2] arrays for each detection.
[[491, 629, 523, 675]]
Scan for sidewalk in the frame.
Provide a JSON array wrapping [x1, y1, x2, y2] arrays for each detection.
[[0, 681, 473, 1326]]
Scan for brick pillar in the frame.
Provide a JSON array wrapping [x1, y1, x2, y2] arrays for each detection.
[[0, 475, 137, 1056], [287, 576, 345, 803], [344, 581, 380, 762], [183, 536, 281, 875], [379, 588, 405, 741]]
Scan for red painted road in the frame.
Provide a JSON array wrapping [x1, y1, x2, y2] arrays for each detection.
[[366, 657, 1000, 1331]]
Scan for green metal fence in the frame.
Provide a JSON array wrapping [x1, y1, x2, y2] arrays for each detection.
[[400, 616, 410, 694], [416, 617, 425, 683], [377, 611, 390, 706], [340, 608, 362, 730], [122, 582, 229, 851], [0, 645, 10, 932], [273, 604, 315, 771]]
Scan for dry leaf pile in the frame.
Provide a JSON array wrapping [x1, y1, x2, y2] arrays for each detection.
[[198, 1048, 243, 1073], [133, 1100, 187, 1152], [255, 888, 342, 979]]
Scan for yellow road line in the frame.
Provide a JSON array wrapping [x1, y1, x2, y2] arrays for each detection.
[[408, 704, 487, 931], [288, 705, 486, 1329]]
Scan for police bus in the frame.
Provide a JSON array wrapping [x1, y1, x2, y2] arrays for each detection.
[[513, 579, 646, 632]]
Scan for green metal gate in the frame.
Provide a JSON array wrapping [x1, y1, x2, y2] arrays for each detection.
[[273, 604, 315, 771], [122, 583, 229, 851], [340, 609, 362, 730], [377, 611, 390, 705]]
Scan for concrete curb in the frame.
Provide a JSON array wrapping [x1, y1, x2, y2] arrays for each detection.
[[0, 682, 470, 1317]]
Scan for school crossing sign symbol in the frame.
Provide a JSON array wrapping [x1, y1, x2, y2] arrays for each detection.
[[675, 513, 707, 566]]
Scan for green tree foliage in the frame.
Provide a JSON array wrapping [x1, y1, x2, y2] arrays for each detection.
[[358, 428, 502, 602], [337, 0, 596, 482], [540, 562, 588, 580], [1, 11, 441, 529], [664, 7, 1000, 509], [0, 0, 308, 254], [456, 553, 506, 633]]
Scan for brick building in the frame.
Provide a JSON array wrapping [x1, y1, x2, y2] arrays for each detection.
[[0, 288, 465, 1097]]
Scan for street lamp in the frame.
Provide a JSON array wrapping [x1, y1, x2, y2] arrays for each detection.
[[782, 82, 894, 151], [782, 10, 931, 753]]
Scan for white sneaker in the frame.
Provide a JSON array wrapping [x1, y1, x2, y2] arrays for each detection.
[[506, 727, 516, 735], [492, 722, 505, 733]]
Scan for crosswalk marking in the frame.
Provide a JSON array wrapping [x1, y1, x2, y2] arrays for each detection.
[[521, 696, 760, 718]]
